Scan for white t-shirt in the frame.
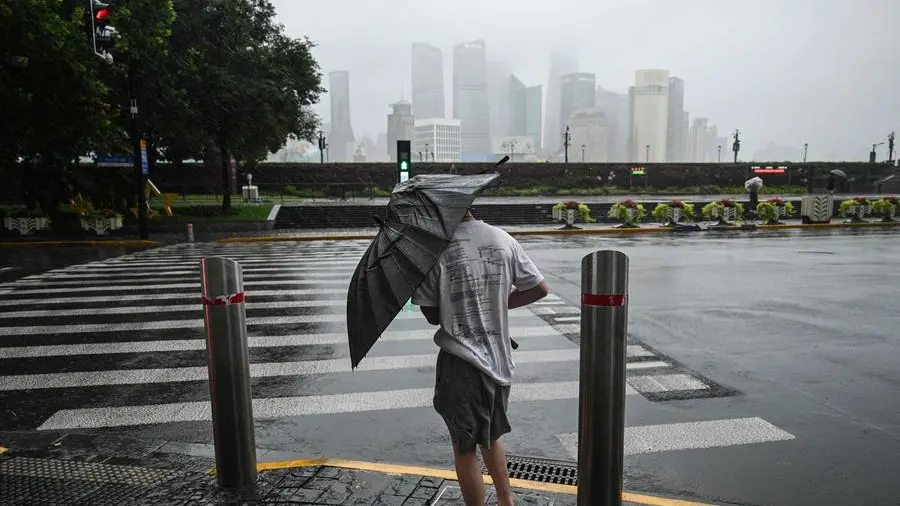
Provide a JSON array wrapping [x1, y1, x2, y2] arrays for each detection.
[[412, 220, 544, 386]]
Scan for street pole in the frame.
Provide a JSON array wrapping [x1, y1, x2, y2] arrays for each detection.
[[803, 143, 808, 163], [645, 144, 650, 163], [317, 132, 326, 164], [581, 145, 585, 162], [128, 59, 148, 240], [563, 126, 571, 164], [717, 145, 722, 163], [578, 250, 629, 506], [200, 256, 257, 489]]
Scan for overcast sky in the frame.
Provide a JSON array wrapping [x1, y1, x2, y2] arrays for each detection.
[[271, 0, 899, 161]]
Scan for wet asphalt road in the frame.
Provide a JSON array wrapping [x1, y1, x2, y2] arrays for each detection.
[[0, 228, 897, 506]]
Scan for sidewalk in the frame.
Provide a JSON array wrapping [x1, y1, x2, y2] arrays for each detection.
[[0, 433, 715, 505]]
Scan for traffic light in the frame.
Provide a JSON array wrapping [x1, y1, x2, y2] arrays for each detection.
[[397, 140, 411, 183], [90, 1, 116, 64]]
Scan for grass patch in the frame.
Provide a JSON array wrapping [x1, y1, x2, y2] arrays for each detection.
[[142, 204, 273, 223]]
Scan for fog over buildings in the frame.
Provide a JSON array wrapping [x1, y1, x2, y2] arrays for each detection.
[[270, 0, 900, 163]]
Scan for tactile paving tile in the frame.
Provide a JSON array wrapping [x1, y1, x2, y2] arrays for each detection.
[[0, 456, 181, 487]]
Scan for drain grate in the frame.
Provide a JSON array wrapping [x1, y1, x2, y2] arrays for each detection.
[[482, 454, 578, 486]]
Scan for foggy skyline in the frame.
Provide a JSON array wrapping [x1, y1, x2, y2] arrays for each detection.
[[271, 0, 900, 161]]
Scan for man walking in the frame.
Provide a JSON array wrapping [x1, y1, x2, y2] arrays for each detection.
[[413, 210, 549, 506]]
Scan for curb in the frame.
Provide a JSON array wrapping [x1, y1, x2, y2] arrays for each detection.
[[214, 457, 716, 506], [0, 239, 163, 248], [216, 220, 900, 243]]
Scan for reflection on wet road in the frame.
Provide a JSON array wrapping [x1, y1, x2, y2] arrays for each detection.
[[0, 228, 897, 505]]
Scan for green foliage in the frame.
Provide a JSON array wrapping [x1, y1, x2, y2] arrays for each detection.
[[871, 197, 898, 219], [651, 200, 695, 224], [756, 198, 796, 224], [553, 201, 595, 223], [702, 199, 744, 222], [607, 200, 647, 225], [839, 197, 870, 218]]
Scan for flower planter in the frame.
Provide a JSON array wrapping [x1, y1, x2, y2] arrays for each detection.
[[80, 216, 124, 236], [564, 208, 576, 227], [667, 207, 683, 225], [552, 208, 562, 221], [4, 217, 50, 236], [843, 205, 869, 223]]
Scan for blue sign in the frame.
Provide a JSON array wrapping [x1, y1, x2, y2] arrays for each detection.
[[139, 139, 149, 176], [96, 155, 134, 168]]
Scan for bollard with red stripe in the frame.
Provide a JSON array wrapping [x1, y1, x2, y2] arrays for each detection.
[[577, 250, 629, 506], [199, 256, 257, 489]]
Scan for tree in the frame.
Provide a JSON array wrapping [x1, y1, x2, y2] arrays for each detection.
[[0, 0, 115, 211], [168, 0, 323, 212]]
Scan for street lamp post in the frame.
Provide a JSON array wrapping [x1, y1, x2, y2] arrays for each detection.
[[803, 143, 808, 163], [425, 143, 430, 162], [644, 145, 650, 163], [582, 144, 586, 162], [717, 145, 722, 163]]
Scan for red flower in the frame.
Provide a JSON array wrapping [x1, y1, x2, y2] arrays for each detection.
[[670, 199, 684, 207], [853, 197, 868, 204], [563, 200, 580, 209], [885, 196, 899, 203], [622, 199, 635, 207], [719, 199, 735, 207], [767, 197, 784, 204]]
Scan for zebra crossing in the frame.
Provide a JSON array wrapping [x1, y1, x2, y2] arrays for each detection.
[[0, 240, 795, 462]]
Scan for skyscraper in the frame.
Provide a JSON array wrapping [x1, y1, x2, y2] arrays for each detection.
[[560, 73, 596, 135], [667, 77, 686, 162], [411, 43, 445, 120], [632, 69, 670, 162], [525, 85, 542, 151], [453, 40, 490, 159], [387, 101, 414, 161], [596, 86, 630, 162], [328, 71, 355, 162], [544, 51, 578, 154], [570, 110, 611, 162], [507, 77, 543, 151], [507, 75, 528, 136]]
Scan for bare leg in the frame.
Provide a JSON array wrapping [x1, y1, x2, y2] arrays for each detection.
[[453, 443, 485, 506], [481, 439, 514, 506]]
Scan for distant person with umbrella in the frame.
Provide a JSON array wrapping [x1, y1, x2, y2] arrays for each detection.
[[413, 209, 548, 506], [745, 176, 763, 216]]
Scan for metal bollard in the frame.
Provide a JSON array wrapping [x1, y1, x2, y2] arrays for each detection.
[[187, 223, 194, 242], [577, 250, 629, 506], [200, 257, 257, 489]]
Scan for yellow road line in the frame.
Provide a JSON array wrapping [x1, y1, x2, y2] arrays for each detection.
[[0, 240, 161, 248], [213, 457, 717, 505]]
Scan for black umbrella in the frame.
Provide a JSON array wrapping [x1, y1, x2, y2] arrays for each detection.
[[346, 172, 502, 369]]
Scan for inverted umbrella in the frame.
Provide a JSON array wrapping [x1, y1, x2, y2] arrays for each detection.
[[744, 177, 764, 191], [346, 172, 501, 369]]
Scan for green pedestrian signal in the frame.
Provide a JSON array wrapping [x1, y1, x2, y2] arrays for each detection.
[[397, 140, 411, 183]]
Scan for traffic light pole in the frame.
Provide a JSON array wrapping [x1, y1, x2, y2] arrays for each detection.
[[128, 59, 149, 240]]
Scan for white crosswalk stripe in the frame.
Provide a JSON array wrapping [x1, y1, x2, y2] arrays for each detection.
[[0, 242, 795, 458]]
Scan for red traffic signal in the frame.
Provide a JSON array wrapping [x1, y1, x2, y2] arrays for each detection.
[[95, 8, 110, 20]]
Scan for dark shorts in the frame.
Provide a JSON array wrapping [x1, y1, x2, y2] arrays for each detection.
[[433, 349, 511, 453]]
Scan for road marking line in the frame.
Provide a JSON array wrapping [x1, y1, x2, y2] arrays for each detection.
[[9, 272, 351, 287], [36, 380, 641, 430], [556, 417, 796, 458], [0, 289, 347, 306], [45, 265, 359, 277], [0, 312, 544, 336], [0, 299, 345, 319], [0, 326, 561, 359], [1, 349, 582, 391], [629, 374, 708, 393], [0, 281, 348, 296]]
